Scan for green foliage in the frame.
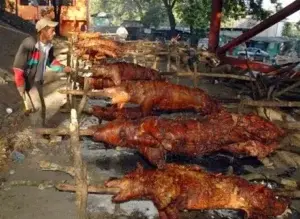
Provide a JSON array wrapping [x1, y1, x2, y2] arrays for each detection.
[[176, 0, 272, 30], [90, 0, 166, 27], [282, 22, 300, 38], [176, 0, 210, 29], [141, 4, 167, 28], [88, 0, 276, 30]]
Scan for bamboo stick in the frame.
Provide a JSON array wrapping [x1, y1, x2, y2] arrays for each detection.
[[70, 109, 88, 219], [162, 72, 256, 81], [55, 183, 120, 194]]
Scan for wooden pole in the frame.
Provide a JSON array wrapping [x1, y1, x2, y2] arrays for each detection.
[[241, 99, 300, 107], [77, 77, 90, 118], [59, 89, 109, 97], [55, 183, 300, 199], [70, 109, 88, 219], [161, 72, 256, 81], [56, 183, 120, 194], [167, 45, 171, 72], [193, 62, 198, 88], [35, 127, 95, 136]]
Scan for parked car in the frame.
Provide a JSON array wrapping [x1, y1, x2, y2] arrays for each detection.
[[237, 47, 270, 62]]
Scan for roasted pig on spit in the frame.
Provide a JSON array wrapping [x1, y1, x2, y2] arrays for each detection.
[[89, 110, 285, 166], [97, 80, 221, 116], [75, 38, 122, 51], [86, 105, 156, 121], [74, 46, 119, 59], [91, 62, 163, 85], [105, 164, 289, 219], [78, 62, 163, 89], [76, 32, 101, 40]]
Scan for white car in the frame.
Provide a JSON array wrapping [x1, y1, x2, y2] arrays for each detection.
[[238, 47, 270, 62]]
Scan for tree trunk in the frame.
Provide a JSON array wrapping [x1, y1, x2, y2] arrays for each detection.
[[190, 24, 194, 35], [166, 6, 176, 35], [162, 0, 177, 36], [52, 0, 61, 35]]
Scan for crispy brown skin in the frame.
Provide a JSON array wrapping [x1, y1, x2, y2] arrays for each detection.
[[90, 105, 156, 121], [92, 110, 285, 166], [91, 62, 163, 86], [105, 164, 289, 219], [75, 38, 122, 51], [101, 80, 222, 116]]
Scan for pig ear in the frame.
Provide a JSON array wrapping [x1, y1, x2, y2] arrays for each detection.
[[136, 162, 144, 173]]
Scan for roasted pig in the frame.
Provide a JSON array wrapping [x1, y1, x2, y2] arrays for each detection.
[[75, 38, 122, 51], [78, 62, 163, 89], [87, 105, 156, 121], [90, 111, 285, 166], [99, 80, 221, 116], [105, 164, 288, 219], [74, 46, 119, 58], [91, 62, 162, 85]]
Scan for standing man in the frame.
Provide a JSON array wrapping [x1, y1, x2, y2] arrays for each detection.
[[13, 18, 72, 127]]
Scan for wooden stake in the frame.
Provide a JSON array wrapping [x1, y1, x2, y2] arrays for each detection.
[[70, 109, 88, 219], [55, 183, 300, 199], [193, 62, 197, 88], [59, 89, 109, 97], [241, 100, 300, 107], [167, 45, 171, 72], [56, 183, 120, 194], [35, 127, 94, 136], [77, 77, 90, 118], [275, 190, 300, 199]]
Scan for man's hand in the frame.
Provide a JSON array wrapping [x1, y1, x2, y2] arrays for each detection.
[[63, 66, 72, 73]]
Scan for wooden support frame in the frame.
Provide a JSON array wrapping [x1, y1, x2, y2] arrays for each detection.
[[77, 77, 90, 118], [70, 109, 88, 219]]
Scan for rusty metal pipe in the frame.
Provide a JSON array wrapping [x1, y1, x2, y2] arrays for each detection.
[[218, 0, 300, 54], [208, 0, 223, 52]]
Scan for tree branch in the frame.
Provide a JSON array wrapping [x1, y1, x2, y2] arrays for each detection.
[[171, 0, 177, 8]]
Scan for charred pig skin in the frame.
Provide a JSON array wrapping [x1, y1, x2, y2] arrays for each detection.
[[91, 62, 163, 86], [105, 164, 289, 219], [91, 111, 285, 166], [89, 105, 156, 121], [100, 80, 222, 116]]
